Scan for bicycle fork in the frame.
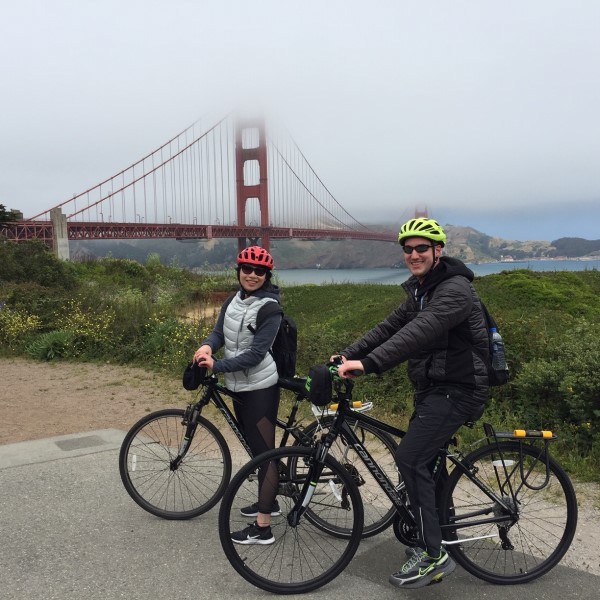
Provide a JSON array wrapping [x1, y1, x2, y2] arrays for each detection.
[[287, 442, 330, 527], [171, 404, 201, 470]]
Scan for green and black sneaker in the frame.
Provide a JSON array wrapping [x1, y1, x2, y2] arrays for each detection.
[[389, 548, 456, 589]]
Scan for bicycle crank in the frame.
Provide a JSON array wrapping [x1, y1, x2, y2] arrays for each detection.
[[343, 462, 365, 486], [393, 513, 418, 546]]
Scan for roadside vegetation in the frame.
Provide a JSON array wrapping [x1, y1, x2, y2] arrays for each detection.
[[1, 239, 599, 480]]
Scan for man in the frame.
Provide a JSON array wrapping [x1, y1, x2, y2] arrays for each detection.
[[336, 217, 490, 589]]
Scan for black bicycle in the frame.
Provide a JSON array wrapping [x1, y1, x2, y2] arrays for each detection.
[[218, 376, 578, 594], [119, 370, 397, 536]]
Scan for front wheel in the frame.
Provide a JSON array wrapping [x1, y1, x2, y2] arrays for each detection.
[[218, 446, 364, 595], [119, 408, 231, 519], [439, 441, 578, 584], [297, 416, 398, 538]]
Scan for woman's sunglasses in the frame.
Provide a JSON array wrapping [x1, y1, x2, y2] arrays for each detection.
[[240, 264, 268, 277], [402, 244, 434, 255]]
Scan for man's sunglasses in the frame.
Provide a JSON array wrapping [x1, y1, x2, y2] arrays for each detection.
[[402, 244, 434, 255], [240, 264, 269, 276]]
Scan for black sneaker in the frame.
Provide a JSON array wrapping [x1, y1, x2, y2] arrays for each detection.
[[240, 501, 281, 517], [231, 521, 275, 545], [389, 549, 456, 589]]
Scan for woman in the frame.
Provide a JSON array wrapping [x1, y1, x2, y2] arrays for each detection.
[[193, 245, 282, 545]]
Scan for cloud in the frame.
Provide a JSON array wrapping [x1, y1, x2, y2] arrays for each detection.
[[1, 0, 599, 240]]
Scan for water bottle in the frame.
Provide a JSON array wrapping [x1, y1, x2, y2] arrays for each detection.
[[490, 328, 507, 371]]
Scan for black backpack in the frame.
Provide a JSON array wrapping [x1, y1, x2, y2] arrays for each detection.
[[479, 300, 509, 387], [250, 301, 298, 378], [427, 285, 509, 388]]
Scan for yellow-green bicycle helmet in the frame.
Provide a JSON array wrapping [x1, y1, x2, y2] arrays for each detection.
[[398, 218, 447, 247]]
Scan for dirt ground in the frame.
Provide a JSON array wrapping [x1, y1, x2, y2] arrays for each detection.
[[1, 357, 598, 575], [0, 357, 193, 445]]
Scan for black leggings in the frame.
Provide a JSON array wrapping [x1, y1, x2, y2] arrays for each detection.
[[233, 385, 280, 514]]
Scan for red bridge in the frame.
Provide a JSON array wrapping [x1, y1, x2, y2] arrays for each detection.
[[2, 113, 397, 256]]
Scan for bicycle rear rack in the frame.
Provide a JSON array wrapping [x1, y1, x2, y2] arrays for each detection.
[[483, 422, 555, 491]]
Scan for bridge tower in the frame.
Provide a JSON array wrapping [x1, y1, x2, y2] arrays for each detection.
[[235, 118, 270, 252]]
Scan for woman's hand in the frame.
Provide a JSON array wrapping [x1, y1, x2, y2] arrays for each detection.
[[337, 360, 364, 379], [196, 355, 215, 370], [193, 344, 212, 364]]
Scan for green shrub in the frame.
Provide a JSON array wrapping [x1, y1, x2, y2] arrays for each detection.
[[513, 319, 600, 444], [140, 316, 212, 373], [26, 330, 77, 360], [48, 297, 119, 358], [0, 307, 42, 350], [0, 239, 77, 288]]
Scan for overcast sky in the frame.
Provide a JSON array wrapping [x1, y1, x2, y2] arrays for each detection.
[[2, 0, 599, 242]]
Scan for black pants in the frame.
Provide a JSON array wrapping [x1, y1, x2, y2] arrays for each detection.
[[395, 387, 485, 555], [233, 385, 280, 514]]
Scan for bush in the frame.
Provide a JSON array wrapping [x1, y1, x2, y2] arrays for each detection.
[[26, 330, 78, 360], [513, 319, 600, 445], [140, 316, 211, 373], [0, 239, 77, 288], [50, 297, 118, 358], [0, 307, 42, 351]]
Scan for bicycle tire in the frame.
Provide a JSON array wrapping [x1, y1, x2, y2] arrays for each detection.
[[295, 416, 398, 538], [439, 441, 578, 584], [218, 446, 364, 594], [119, 408, 231, 519]]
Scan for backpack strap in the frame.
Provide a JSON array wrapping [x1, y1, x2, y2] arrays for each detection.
[[255, 300, 283, 329], [246, 300, 282, 335], [479, 299, 498, 331]]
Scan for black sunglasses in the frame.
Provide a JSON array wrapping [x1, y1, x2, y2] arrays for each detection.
[[402, 244, 435, 255], [240, 264, 268, 276]]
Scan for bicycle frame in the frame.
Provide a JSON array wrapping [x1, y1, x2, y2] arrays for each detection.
[[303, 394, 415, 526], [292, 380, 547, 546], [174, 375, 313, 468]]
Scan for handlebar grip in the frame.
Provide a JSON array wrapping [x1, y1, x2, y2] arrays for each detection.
[[348, 369, 363, 376]]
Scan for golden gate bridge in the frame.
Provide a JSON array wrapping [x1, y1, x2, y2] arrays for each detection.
[[2, 113, 397, 257]]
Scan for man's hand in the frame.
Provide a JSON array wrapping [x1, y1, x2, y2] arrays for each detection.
[[337, 360, 364, 379]]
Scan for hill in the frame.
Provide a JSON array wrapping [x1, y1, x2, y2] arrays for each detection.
[[70, 225, 600, 269]]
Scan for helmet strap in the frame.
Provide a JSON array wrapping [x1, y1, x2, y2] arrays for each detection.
[[432, 244, 442, 267]]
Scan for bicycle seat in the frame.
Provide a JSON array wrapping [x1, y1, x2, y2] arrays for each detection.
[[278, 376, 308, 398]]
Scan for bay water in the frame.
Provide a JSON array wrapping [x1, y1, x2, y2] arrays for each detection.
[[274, 259, 600, 286]]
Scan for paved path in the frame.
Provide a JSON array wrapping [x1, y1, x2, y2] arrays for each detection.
[[1, 430, 598, 599]]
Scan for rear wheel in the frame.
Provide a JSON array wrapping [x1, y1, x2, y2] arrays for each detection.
[[218, 446, 363, 594], [439, 441, 577, 584], [119, 408, 231, 519]]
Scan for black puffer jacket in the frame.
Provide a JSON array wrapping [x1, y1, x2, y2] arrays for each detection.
[[341, 257, 490, 403]]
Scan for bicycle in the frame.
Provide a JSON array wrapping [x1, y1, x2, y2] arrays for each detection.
[[218, 375, 578, 594], [119, 368, 398, 536]]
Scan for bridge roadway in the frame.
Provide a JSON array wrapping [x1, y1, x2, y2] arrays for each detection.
[[1, 429, 597, 600], [2, 221, 398, 244]]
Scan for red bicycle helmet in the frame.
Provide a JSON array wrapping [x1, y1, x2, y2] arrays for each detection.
[[236, 246, 274, 270]]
